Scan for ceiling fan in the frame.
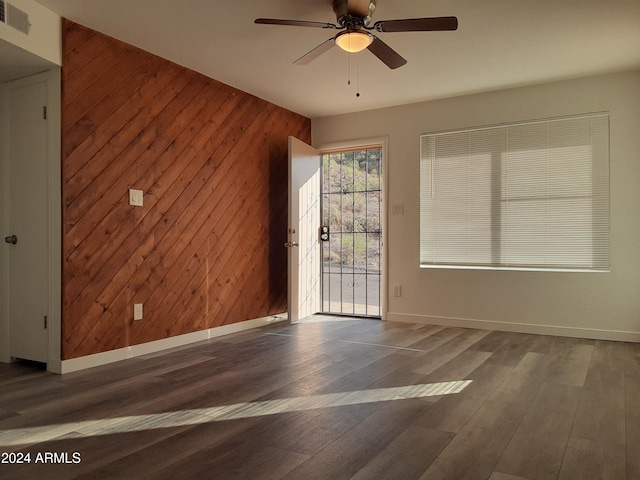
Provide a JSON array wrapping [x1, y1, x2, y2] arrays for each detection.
[[255, 0, 458, 69]]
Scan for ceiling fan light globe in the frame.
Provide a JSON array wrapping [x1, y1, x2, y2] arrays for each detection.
[[335, 31, 373, 53]]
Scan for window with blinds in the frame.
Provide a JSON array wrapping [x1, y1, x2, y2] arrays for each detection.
[[419, 113, 610, 271]]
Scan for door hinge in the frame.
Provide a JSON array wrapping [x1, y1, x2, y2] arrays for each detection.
[[44, 315, 48, 329], [43, 106, 47, 120]]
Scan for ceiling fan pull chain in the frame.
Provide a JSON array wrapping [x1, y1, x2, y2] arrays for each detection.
[[356, 58, 361, 98]]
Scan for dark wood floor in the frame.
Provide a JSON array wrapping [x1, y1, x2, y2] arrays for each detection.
[[0, 316, 638, 479]]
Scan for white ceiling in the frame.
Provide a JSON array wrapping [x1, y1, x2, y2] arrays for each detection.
[[32, 0, 640, 118]]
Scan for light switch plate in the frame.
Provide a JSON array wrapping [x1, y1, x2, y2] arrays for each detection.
[[133, 303, 143, 321], [129, 189, 143, 207]]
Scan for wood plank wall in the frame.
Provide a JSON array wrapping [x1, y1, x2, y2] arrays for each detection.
[[60, 20, 311, 360]]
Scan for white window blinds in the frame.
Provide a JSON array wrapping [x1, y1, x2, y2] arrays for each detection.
[[420, 113, 610, 271]]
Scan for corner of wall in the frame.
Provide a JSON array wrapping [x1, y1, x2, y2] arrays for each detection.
[[47, 67, 62, 371], [0, 0, 62, 66]]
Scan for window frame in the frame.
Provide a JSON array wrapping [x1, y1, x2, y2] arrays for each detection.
[[419, 113, 610, 273]]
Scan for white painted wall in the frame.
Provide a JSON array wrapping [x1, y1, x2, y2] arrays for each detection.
[[312, 70, 640, 341], [0, 0, 61, 66]]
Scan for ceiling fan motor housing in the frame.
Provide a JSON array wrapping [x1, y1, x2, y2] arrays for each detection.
[[333, 0, 377, 27]]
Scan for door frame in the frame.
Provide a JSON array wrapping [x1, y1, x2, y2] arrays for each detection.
[[0, 68, 62, 372], [317, 136, 388, 320]]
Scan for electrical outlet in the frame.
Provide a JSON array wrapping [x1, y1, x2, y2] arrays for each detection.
[[129, 189, 144, 207], [393, 285, 402, 297], [133, 303, 143, 321]]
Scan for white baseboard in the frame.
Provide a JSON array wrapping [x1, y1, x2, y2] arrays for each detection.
[[386, 312, 640, 343], [57, 314, 288, 374]]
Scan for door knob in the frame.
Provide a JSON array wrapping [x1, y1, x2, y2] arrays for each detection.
[[4, 235, 17, 245]]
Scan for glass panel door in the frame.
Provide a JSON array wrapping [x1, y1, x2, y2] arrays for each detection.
[[321, 147, 382, 317]]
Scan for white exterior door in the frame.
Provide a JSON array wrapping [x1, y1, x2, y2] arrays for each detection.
[[4, 75, 49, 363], [287, 137, 321, 322]]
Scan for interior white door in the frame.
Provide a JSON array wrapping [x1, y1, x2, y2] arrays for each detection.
[[287, 136, 321, 323], [4, 76, 49, 363]]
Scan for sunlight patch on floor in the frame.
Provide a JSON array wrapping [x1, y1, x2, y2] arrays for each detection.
[[0, 380, 472, 447]]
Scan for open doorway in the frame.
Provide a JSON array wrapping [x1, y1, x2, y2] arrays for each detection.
[[321, 146, 382, 318], [287, 137, 386, 323], [0, 38, 62, 372]]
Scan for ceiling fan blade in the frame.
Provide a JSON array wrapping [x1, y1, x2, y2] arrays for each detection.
[[367, 36, 407, 69], [255, 18, 339, 29], [294, 38, 336, 65], [373, 16, 458, 33]]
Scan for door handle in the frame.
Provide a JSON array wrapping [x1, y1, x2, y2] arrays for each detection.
[[4, 235, 17, 245], [284, 242, 299, 248]]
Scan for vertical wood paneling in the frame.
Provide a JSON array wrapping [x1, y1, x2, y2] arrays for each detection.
[[61, 20, 311, 359]]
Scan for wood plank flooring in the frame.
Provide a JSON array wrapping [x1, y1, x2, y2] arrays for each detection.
[[0, 317, 638, 479]]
